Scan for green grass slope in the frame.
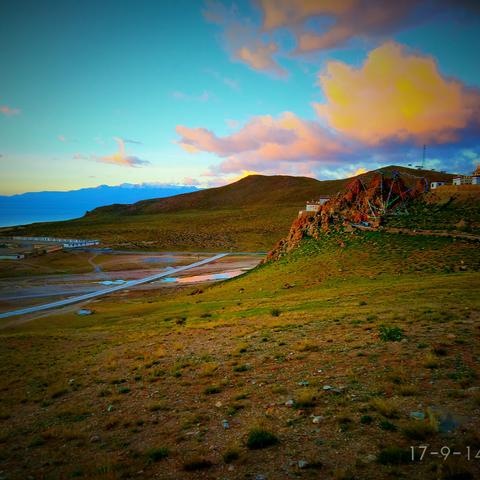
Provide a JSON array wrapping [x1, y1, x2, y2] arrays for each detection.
[[1, 230, 479, 479], [1, 167, 454, 251], [386, 184, 480, 234]]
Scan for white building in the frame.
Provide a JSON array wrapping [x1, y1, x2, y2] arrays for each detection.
[[305, 203, 321, 212], [430, 181, 445, 189], [305, 196, 330, 211], [299, 196, 331, 217], [453, 176, 480, 186]]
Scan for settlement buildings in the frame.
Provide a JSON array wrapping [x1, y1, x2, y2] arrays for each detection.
[[452, 165, 480, 186]]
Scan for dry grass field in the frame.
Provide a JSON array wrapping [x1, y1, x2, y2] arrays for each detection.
[[1, 231, 479, 479]]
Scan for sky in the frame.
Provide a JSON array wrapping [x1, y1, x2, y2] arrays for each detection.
[[1, 0, 480, 195]]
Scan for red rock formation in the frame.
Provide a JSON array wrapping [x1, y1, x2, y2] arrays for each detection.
[[267, 172, 424, 261]]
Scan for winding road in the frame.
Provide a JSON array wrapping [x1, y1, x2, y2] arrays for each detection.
[[0, 253, 228, 320]]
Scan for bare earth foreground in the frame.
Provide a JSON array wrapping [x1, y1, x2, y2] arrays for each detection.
[[0, 229, 479, 480]]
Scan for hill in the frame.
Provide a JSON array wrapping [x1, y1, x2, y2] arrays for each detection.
[[0, 166, 455, 251], [87, 166, 453, 216], [87, 175, 326, 216], [0, 183, 200, 228], [1, 230, 479, 479], [385, 184, 480, 234]]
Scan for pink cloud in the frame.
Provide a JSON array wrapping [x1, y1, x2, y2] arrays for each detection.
[[0, 105, 20, 116], [260, 0, 420, 53], [203, 1, 286, 77], [177, 112, 348, 175], [182, 176, 200, 186], [205, 1, 476, 76], [236, 41, 287, 77]]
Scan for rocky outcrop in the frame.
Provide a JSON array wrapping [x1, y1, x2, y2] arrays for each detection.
[[267, 172, 427, 261]]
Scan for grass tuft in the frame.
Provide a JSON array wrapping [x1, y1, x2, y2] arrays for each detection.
[[294, 388, 317, 408], [222, 447, 240, 463], [203, 385, 221, 395], [183, 457, 213, 471], [247, 428, 279, 449], [370, 398, 399, 419], [145, 447, 169, 463], [378, 325, 404, 342], [377, 446, 411, 465], [402, 421, 436, 440]]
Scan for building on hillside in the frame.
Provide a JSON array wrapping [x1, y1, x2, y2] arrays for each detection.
[[299, 196, 331, 217], [305, 202, 321, 212], [430, 181, 445, 189], [453, 176, 480, 186], [453, 166, 480, 186], [305, 196, 330, 211]]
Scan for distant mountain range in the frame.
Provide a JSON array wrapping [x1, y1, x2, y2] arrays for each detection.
[[0, 183, 200, 227], [1, 166, 455, 251]]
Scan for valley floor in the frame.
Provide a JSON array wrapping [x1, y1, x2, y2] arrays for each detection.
[[0, 252, 261, 317], [0, 232, 479, 479]]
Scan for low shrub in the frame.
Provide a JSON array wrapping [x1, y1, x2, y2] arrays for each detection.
[[379, 325, 404, 342], [247, 428, 279, 449], [146, 447, 169, 463]]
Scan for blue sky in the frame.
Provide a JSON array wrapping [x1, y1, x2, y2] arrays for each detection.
[[1, 0, 479, 194]]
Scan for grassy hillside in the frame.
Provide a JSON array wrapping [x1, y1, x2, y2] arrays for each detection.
[[385, 185, 480, 234], [1, 230, 479, 479], [1, 167, 454, 251]]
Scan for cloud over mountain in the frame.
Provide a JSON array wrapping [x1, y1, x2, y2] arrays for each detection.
[[176, 39, 480, 179], [177, 112, 347, 174]]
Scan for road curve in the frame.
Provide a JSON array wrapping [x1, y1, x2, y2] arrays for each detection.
[[0, 253, 229, 320]]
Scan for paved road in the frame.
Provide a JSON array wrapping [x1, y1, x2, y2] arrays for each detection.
[[0, 253, 228, 320]]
